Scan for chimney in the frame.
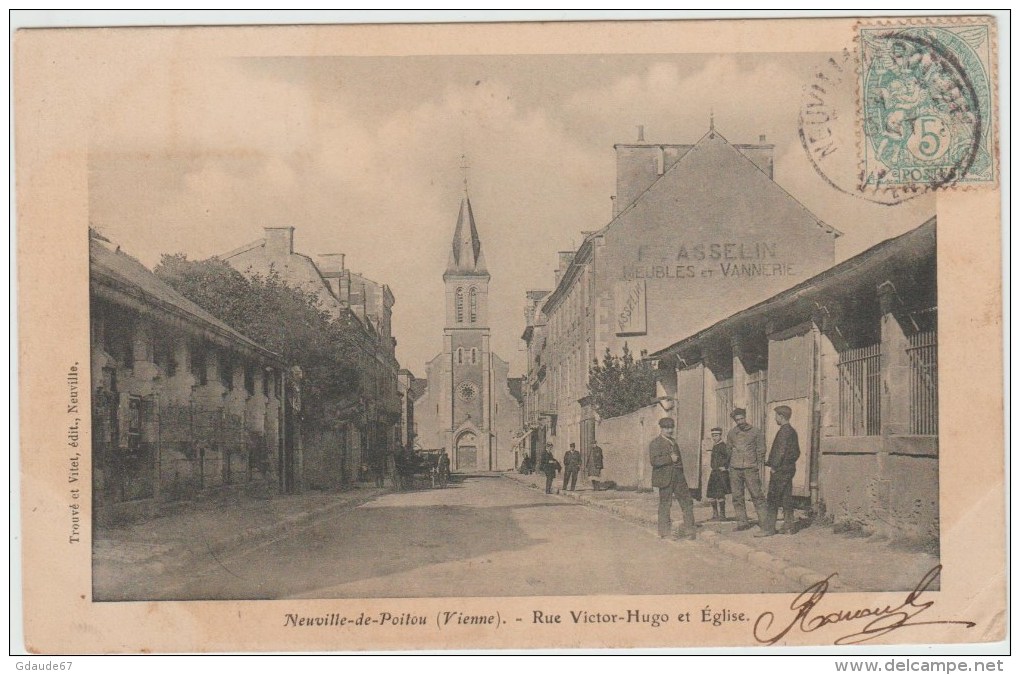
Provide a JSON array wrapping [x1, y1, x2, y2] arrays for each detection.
[[264, 227, 294, 256], [317, 253, 346, 277], [637, 125, 645, 142], [759, 134, 767, 144]]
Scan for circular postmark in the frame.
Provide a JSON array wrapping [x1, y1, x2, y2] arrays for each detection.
[[799, 25, 988, 205]]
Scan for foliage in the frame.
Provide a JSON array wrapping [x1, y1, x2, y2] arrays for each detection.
[[154, 254, 362, 427], [587, 343, 657, 419]]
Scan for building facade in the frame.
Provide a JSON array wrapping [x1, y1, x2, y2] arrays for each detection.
[[650, 219, 938, 545], [415, 195, 523, 471], [521, 125, 839, 467], [221, 227, 402, 487], [90, 232, 292, 525]]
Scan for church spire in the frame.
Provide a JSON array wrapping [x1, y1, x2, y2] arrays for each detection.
[[445, 191, 488, 278]]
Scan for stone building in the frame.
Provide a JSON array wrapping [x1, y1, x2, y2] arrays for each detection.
[[220, 227, 402, 487], [415, 194, 523, 471], [89, 232, 291, 525], [649, 218, 938, 546], [521, 125, 839, 467]]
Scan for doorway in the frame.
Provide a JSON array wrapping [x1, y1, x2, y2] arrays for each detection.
[[456, 431, 478, 471]]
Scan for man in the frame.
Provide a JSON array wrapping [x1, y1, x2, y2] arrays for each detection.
[[757, 406, 801, 537], [587, 442, 604, 490], [562, 442, 582, 491], [539, 443, 560, 494], [726, 407, 767, 532], [649, 417, 696, 540], [436, 448, 451, 487]]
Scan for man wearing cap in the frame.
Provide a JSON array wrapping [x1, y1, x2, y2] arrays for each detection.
[[757, 406, 801, 537], [726, 408, 767, 532], [649, 417, 696, 540]]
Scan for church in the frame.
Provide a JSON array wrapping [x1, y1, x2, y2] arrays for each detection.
[[414, 193, 523, 471]]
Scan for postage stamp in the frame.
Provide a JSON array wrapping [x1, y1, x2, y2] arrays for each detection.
[[857, 19, 997, 191]]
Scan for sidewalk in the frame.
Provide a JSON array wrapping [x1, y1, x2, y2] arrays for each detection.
[[505, 472, 938, 593], [93, 483, 387, 598]]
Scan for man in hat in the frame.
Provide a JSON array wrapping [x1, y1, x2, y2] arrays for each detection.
[[649, 417, 696, 540], [726, 408, 767, 532], [757, 405, 801, 537], [562, 442, 582, 491]]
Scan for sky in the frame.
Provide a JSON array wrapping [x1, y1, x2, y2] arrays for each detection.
[[88, 52, 935, 376]]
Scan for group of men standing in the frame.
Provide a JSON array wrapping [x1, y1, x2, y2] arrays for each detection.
[[649, 406, 801, 541], [535, 441, 604, 495]]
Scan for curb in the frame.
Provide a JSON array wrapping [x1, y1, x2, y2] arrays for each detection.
[[503, 473, 846, 591]]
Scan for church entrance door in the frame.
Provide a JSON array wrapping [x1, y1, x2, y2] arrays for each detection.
[[456, 431, 478, 471]]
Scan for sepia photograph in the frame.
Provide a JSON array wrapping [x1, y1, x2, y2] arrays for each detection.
[[14, 12, 1005, 654]]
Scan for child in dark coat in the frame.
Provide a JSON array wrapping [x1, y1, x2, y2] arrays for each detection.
[[705, 427, 732, 521]]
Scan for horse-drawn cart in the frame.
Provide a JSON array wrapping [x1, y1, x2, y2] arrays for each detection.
[[397, 449, 450, 489]]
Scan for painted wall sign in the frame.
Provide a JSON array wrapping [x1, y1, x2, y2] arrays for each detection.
[[614, 279, 647, 336]]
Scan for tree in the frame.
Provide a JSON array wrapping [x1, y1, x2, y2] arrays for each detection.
[[587, 343, 657, 419], [154, 254, 361, 427]]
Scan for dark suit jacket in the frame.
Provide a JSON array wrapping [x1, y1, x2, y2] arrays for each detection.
[[564, 449, 582, 470], [766, 424, 800, 479], [649, 435, 682, 488]]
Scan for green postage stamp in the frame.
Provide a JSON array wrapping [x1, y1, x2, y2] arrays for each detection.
[[858, 18, 996, 190]]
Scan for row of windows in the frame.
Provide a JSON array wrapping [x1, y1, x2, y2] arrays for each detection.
[[549, 269, 591, 341], [98, 309, 282, 398], [454, 286, 480, 324], [456, 347, 479, 364]]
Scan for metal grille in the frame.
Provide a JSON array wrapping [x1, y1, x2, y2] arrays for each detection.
[[747, 370, 768, 432], [715, 379, 734, 432], [837, 344, 881, 436], [907, 329, 938, 435]]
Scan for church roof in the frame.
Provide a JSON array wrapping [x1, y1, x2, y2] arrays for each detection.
[[445, 195, 488, 278]]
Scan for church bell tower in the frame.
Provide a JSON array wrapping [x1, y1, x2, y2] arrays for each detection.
[[442, 193, 492, 470]]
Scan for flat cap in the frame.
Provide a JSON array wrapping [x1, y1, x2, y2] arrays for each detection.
[[658, 417, 675, 428], [774, 405, 793, 419], [730, 408, 747, 418]]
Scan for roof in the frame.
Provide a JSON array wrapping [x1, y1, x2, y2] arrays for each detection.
[[90, 235, 282, 363], [649, 217, 936, 360], [445, 195, 488, 278], [507, 377, 524, 404], [409, 377, 429, 402]]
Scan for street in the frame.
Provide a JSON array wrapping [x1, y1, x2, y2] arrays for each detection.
[[124, 476, 798, 600]]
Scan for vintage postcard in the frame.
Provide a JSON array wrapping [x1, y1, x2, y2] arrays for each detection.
[[14, 15, 1005, 653]]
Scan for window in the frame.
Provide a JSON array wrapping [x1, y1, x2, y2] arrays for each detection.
[[262, 368, 271, 397], [244, 362, 256, 396], [837, 343, 881, 436], [105, 311, 135, 369], [469, 287, 478, 323], [457, 348, 463, 364], [153, 335, 177, 377], [471, 348, 477, 364], [907, 309, 938, 435], [190, 342, 208, 386], [455, 287, 464, 323], [219, 351, 235, 390]]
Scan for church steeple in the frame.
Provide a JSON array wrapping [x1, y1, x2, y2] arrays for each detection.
[[444, 194, 489, 279]]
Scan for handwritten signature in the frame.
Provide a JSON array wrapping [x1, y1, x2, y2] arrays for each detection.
[[754, 565, 976, 645]]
